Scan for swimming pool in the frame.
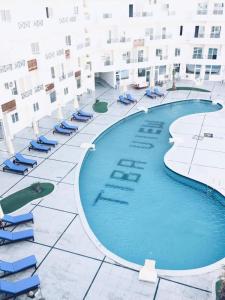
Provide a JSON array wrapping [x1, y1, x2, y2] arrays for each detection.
[[79, 100, 225, 271]]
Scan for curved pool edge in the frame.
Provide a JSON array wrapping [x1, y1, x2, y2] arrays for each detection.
[[75, 98, 225, 276]]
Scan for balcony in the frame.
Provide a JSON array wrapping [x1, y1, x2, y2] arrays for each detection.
[[107, 37, 131, 44]]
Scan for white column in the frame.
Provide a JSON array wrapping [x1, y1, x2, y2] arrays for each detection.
[[73, 95, 79, 109], [57, 102, 63, 120], [2, 113, 15, 155], [150, 66, 155, 88], [32, 119, 39, 137]]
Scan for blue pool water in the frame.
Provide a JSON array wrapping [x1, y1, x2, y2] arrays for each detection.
[[79, 100, 225, 270]]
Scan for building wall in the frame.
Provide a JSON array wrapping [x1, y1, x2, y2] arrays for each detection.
[[0, 0, 225, 139]]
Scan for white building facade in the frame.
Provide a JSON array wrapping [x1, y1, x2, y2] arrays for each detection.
[[0, 0, 225, 151]]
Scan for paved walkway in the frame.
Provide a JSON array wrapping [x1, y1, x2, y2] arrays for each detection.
[[0, 80, 224, 299]]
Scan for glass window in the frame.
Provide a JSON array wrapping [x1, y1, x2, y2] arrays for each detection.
[[65, 35, 71, 46], [33, 102, 39, 112], [11, 112, 19, 123], [31, 43, 40, 55], [159, 65, 166, 75], [64, 87, 69, 95], [213, 3, 224, 14], [194, 26, 205, 38], [138, 68, 146, 77], [193, 47, 203, 59], [175, 48, 181, 56], [208, 48, 218, 59], [186, 64, 195, 74], [197, 2, 208, 14], [0, 10, 11, 22], [120, 70, 129, 79], [145, 28, 154, 40], [210, 26, 221, 38], [50, 91, 56, 103], [50, 67, 55, 79], [205, 65, 221, 75], [162, 27, 166, 39]]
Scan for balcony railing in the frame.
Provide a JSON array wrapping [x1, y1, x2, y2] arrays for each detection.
[[125, 58, 148, 64], [107, 38, 131, 44]]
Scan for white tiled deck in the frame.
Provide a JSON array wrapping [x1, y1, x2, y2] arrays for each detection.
[[0, 80, 224, 299]]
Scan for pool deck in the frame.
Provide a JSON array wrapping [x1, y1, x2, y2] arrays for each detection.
[[0, 80, 225, 299]]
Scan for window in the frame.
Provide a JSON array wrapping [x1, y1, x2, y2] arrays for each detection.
[[120, 70, 129, 79], [129, 4, 133, 17], [65, 35, 71, 46], [197, 2, 208, 14], [0, 10, 11, 22], [208, 48, 218, 59], [156, 49, 162, 59], [193, 47, 203, 59], [159, 65, 166, 75], [138, 68, 146, 77], [50, 91, 56, 103], [162, 27, 166, 39], [11, 112, 19, 123], [33, 102, 39, 112], [46, 7, 53, 18], [205, 65, 221, 75], [186, 64, 201, 75], [213, 3, 224, 14], [194, 26, 205, 38], [31, 43, 40, 55], [210, 26, 221, 38], [4, 80, 18, 95], [180, 25, 183, 36], [138, 50, 144, 62], [175, 48, 180, 56], [145, 28, 154, 40], [50, 67, 55, 79], [64, 87, 69, 95], [73, 6, 79, 14], [173, 63, 180, 73]]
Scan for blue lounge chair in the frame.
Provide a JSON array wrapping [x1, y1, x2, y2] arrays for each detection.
[[1, 212, 33, 228], [0, 229, 34, 245], [13, 153, 37, 167], [145, 89, 156, 99], [0, 275, 40, 298], [29, 141, 50, 153], [78, 110, 93, 118], [3, 160, 28, 175], [153, 87, 165, 97], [61, 121, 78, 131], [71, 113, 90, 122], [53, 125, 73, 135], [0, 255, 37, 278], [125, 93, 137, 103], [117, 95, 131, 105], [38, 135, 58, 147]]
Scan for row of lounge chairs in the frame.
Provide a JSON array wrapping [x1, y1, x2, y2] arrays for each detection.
[[0, 212, 41, 298], [3, 153, 38, 175], [145, 87, 165, 99], [2, 109, 93, 174], [117, 93, 137, 105]]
